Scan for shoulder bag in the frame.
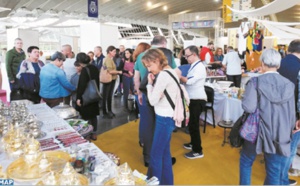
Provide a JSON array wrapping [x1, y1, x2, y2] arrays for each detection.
[[100, 63, 112, 83], [239, 77, 260, 143], [229, 112, 249, 148], [163, 70, 190, 128], [82, 67, 102, 106]]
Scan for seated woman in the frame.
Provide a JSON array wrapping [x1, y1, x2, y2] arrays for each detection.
[[39, 51, 76, 108], [207, 47, 223, 70], [16, 46, 44, 103]]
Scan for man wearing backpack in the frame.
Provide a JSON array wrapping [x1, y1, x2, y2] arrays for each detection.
[[180, 45, 207, 159]]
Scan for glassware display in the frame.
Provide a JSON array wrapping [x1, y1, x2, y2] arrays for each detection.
[[0, 165, 7, 179], [116, 163, 135, 185]]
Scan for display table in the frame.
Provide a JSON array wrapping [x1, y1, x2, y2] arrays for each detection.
[[0, 103, 117, 185], [200, 92, 244, 125]]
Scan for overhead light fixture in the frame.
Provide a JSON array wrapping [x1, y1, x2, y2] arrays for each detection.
[[0, 7, 11, 13], [163, 5, 168, 11], [196, 15, 199, 19], [147, 2, 152, 7], [128, 0, 132, 2]]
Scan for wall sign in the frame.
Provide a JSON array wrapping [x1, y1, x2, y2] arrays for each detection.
[[88, 0, 98, 18], [172, 20, 215, 29]]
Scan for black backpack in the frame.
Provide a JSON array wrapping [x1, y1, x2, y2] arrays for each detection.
[[229, 112, 249, 148]]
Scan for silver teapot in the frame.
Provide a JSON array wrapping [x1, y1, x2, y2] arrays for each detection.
[[52, 102, 79, 120]]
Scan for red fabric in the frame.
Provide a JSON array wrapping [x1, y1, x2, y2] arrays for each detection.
[[200, 47, 214, 62]]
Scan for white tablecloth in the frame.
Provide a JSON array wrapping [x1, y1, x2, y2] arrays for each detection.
[[200, 92, 244, 125], [0, 103, 117, 185]]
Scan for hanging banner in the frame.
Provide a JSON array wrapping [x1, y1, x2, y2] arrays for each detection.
[[88, 0, 98, 18], [223, 0, 232, 23], [172, 20, 215, 29]]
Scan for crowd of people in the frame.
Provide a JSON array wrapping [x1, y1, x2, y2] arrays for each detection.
[[5, 35, 300, 185]]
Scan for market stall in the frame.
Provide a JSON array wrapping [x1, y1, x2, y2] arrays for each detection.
[[0, 102, 149, 185]]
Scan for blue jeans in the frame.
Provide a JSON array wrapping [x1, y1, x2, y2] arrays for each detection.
[[264, 153, 288, 185], [282, 131, 300, 184], [122, 75, 134, 109], [138, 93, 155, 164], [147, 114, 176, 185], [239, 140, 257, 185], [240, 140, 289, 185]]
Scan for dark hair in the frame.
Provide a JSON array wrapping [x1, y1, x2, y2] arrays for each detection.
[[151, 35, 167, 45], [27, 46, 39, 53], [75, 52, 90, 64], [288, 39, 300, 54], [106, 45, 116, 54], [51, 51, 66, 61], [114, 48, 120, 58], [87, 51, 94, 55], [227, 46, 234, 50], [185, 45, 199, 55], [207, 42, 214, 46], [74, 61, 81, 67], [124, 48, 133, 62]]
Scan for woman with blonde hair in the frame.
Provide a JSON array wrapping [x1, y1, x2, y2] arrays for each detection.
[[143, 48, 182, 185]]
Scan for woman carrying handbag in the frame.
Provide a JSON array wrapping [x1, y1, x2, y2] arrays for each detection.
[[76, 53, 100, 141], [101, 46, 122, 119]]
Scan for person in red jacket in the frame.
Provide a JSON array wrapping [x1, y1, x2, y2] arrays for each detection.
[[200, 42, 214, 65]]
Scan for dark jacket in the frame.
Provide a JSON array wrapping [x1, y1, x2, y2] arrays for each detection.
[[278, 54, 300, 114], [6, 47, 26, 81], [92, 54, 105, 71], [242, 72, 295, 157], [76, 65, 100, 120]]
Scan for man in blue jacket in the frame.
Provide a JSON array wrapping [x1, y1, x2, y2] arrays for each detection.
[[278, 39, 300, 186]]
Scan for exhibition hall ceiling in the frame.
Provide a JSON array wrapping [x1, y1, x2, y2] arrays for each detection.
[[0, 0, 299, 42], [0, 0, 299, 27]]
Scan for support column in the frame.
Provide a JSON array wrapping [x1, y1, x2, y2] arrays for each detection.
[[80, 22, 119, 53]]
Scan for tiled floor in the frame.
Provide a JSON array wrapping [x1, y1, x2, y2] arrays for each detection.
[[95, 95, 138, 135]]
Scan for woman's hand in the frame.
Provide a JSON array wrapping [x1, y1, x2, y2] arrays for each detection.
[[76, 99, 81, 107], [128, 71, 133, 77], [147, 73, 155, 85]]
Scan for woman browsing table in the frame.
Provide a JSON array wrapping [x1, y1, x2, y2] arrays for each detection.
[[143, 49, 182, 185], [75, 53, 100, 141]]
